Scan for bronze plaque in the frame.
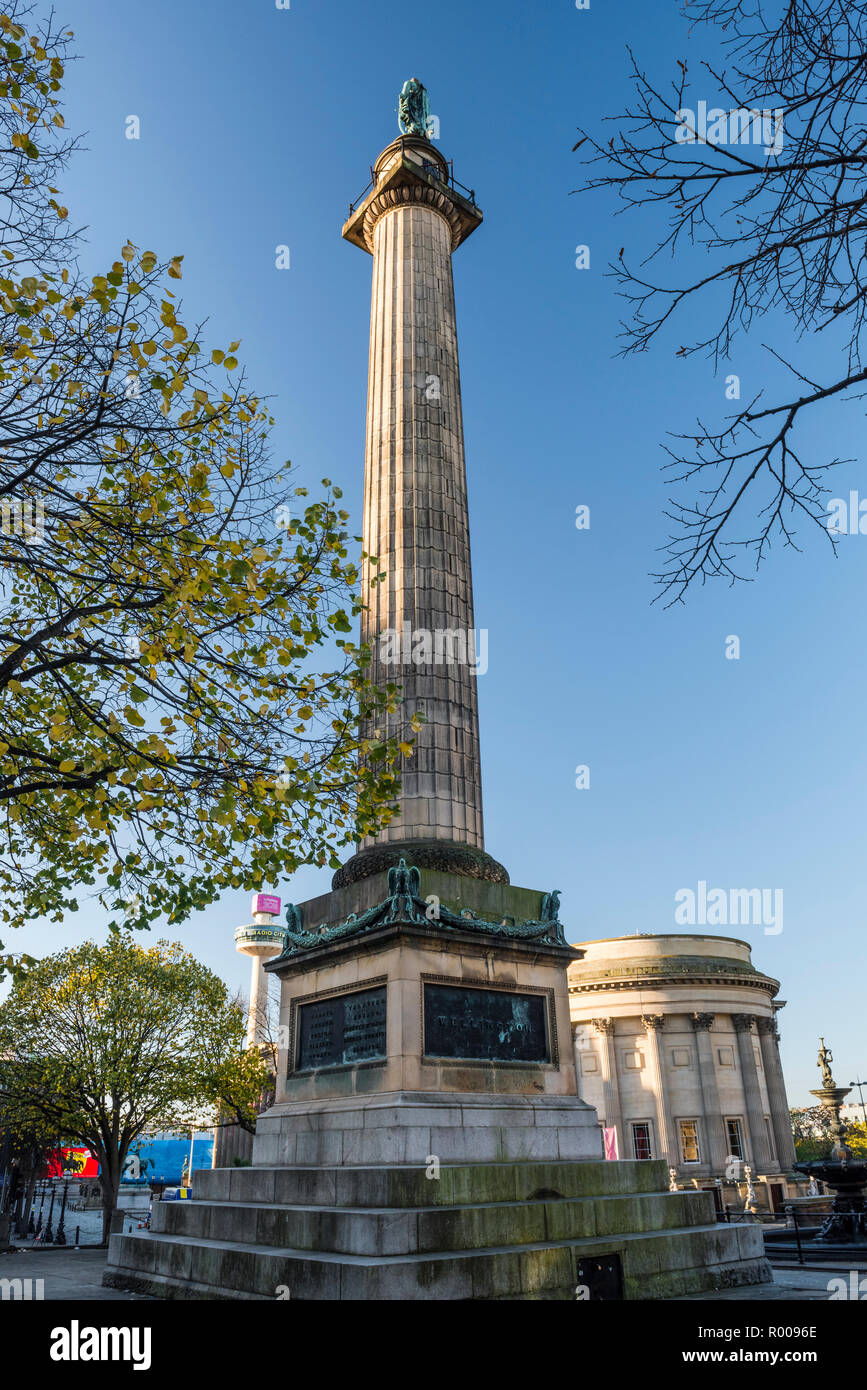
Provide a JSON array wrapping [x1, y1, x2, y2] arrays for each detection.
[[296, 985, 387, 1072], [423, 983, 549, 1062]]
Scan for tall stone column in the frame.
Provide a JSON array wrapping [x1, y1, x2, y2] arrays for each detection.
[[643, 1015, 674, 1164], [757, 1017, 796, 1169], [732, 1014, 774, 1170], [592, 1018, 623, 1155], [338, 134, 498, 877], [690, 1013, 729, 1172]]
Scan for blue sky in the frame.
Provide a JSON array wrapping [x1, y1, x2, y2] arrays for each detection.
[[7, 0, 866, 1107]]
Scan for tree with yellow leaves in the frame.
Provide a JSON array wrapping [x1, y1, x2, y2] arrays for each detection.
[[0, 3, 411, 970]]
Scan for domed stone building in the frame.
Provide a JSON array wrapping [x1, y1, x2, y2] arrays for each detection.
[[568, 934, 798, 1214]]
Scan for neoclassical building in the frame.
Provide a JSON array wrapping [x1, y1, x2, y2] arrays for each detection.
[[568, 934, 798, 1212]]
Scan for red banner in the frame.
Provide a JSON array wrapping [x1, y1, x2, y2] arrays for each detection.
[[42, 1147, 99, 1179]]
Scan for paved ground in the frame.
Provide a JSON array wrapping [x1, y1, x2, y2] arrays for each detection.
[[0, 1247, 153, 1300], [0, 1249, 859, 1301], [677, 1268, 852, 1301]]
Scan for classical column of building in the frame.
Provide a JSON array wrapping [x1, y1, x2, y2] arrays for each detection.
[[732, 1013, 774, 1170], [591, 1018, 623, 1154], [690, 1012, 729, 1171], [757, 1017, 796, 1169], [642, 1014, 675, 1164]]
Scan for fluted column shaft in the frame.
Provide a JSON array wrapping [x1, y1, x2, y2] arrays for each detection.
[[757, 1018, 796, 1169], [643, 1015, 674, 1164], [592, 1019, 623, 1155], [360, 199, 483, 847], [691, 1013, 729, 1171], [732, 1014, 774, 1170]]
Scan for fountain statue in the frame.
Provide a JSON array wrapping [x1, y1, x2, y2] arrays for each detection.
[[793, 1037, 866, 1244], [818, 1037, 835, 1089]]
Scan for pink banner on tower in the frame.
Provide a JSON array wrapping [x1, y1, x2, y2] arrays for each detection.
[[251, 893, 281, 916]]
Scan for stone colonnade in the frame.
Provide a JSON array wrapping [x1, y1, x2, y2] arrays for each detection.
[[581, 1010, 791, 1175]]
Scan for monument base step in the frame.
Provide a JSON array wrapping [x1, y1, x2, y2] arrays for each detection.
[[252, 1091, 604, 1166], [104, 1225, 769, 1301], [102, 1159, 772, 1300]]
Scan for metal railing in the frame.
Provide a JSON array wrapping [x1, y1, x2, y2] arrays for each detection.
[[347, 137, 477, 217], [715, 1203, 811, 1263]]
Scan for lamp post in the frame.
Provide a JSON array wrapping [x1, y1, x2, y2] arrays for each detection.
[[55, 1180, 68, 1246], [34, 1183, 45, 1239], [184, 1130, 196, 1188], [44, 1184, 56, 1244]]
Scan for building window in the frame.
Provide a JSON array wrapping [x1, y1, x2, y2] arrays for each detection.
[[725, 1118, 744, 1160], [631, 1123, 652, 1160], [679, 1120, 701, 1164]]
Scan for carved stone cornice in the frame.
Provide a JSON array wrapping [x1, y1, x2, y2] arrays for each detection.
[[691, 1012, 715, 1031], [567, 956, 780, 999], [732, 1013, 757, 1033], [642, 1014, 666, 1031]]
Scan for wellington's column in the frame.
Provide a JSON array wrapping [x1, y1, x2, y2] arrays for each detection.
[[103, 82, 774, 1304], [338, 84, 507, 887]]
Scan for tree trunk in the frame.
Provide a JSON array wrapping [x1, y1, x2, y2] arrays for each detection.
[[99, 1154, 121, 1246], [19, 1168, 37, 1236]]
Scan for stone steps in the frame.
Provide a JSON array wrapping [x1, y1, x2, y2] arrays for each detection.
[[105, 1218, 768, 1301], [104, 1158, 771, 1299], [192, 1157, 672, 1208], [150, 1188, 715, 1255]]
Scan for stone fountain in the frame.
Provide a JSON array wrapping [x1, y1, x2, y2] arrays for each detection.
[[793, 1038, 867, 1244]]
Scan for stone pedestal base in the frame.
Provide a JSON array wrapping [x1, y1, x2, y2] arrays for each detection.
[[252, 1091, 604, 1167]]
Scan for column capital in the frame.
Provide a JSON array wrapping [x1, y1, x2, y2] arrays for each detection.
[[642, 1013, 666, 1031], [732, 1013, 757, 1034], [691, 1012, 715, 1031], [756, 1017, 779, 1039], [591, 1017, 616, 1034]]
